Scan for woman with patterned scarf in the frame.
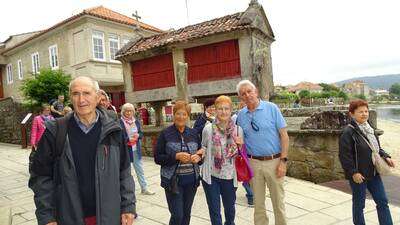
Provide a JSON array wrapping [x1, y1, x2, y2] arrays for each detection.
[[200, 95, 243, 225], [120, 103, 154, 196], [339, 99, 395, 225]]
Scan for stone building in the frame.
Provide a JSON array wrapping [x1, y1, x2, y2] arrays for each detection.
[[0, 6, 162, 110], [342, 80, 370, 99], [116, 0, 275, 111]]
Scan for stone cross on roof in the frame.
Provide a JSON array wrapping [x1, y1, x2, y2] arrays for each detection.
[[132, 10, 141, 21]]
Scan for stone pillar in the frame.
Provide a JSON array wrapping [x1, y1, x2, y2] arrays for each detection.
[[150, 101, 166, 127], [175, 62, 190, 102]]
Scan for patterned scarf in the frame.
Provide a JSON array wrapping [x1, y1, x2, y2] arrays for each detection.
[[121, 116, 137, 139], [357, 121, 380, 154], [211, 118, 238, 171]]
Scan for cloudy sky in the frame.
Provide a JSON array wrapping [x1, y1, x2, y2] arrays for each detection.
[[1, 0, 399, 85]]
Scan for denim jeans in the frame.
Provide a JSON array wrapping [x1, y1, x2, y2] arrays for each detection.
[[242, 182, 253, 204], [165, 183, 198, 225], [132, 150, 147, 191], [202, 176, 237, 225], [349, 175, 393, 225]]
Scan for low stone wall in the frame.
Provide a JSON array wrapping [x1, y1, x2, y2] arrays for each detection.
[[0, 98, 32, 145], [287, 129, 344, 183]]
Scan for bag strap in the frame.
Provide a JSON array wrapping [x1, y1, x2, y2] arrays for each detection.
[[347, 124, 376, 153], [54, 116, 68, 159]]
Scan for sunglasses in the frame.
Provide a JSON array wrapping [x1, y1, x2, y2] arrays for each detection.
[[250, 118, 259, 132]]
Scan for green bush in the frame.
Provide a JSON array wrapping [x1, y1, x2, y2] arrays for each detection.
[[298, 90, 311, 99], [20, 68, 71, 108]]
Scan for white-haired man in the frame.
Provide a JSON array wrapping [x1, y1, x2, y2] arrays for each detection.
[[29, 76, 136, 225], [236, 80, 289, 225]]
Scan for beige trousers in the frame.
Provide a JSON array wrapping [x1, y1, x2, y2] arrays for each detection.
[[249, 158, 287, 225]]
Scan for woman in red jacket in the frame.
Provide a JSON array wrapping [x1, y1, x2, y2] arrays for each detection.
[[30, 104, 54, 150]]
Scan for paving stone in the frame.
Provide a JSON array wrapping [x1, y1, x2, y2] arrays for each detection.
[[288, 212, 338, 225], [1, 143, 399, 225]]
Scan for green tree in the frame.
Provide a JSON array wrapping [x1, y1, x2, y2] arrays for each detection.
[[319, 83, 340, 92], [20, 68, 71, 107], [389, 83, 400, 96], [337, 91, 348, 100], [353, 94, 366, 100], [298, 90, 311, 99]]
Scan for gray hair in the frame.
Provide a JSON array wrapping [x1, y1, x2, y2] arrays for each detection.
[[97, 89, 110, 101], [236, 80, 256, 95], [69, 76, 99, 94], [121, 103, 135, 116]]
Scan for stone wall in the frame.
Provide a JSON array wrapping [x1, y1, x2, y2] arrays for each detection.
[[287, 129, 344, 183], [0, 97, 32, 145]]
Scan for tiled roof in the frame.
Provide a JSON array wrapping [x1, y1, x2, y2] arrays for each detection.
[[288, 82, 323, 92], [2, 6, 162, 54], [84, 6, 162, 33], [116, 12, 252, 58]]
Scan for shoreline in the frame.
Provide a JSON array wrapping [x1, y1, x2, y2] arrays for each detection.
[[377, 118, 400, 175]]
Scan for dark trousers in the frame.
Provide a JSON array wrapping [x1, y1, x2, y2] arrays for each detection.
[[349, 175, 393, 225], [242, 181, 253, 204], [165, 183, 197, 225], [202, 176, 237, 225]]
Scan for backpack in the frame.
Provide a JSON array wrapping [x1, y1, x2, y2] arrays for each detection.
[[29, 116, 68, 184]]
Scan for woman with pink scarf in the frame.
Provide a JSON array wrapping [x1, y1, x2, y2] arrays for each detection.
[[30, 104, 54, 150], [120, 103, 154, 196], [199, 95, 243, 225]]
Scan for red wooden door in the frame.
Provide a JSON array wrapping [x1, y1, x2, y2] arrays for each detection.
[[131, 53, 175, 91], [0, 68, 4, 98], [185, 40, 241, 83], [109, 92, 125, 112]]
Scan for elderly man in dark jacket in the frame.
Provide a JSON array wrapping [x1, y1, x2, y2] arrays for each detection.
[[29, 76, 136, 225]]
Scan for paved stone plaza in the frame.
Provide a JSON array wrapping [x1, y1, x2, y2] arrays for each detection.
[[0, 143, 399, 225]]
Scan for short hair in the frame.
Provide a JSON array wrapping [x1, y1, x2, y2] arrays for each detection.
[[68, 76, 99, 94], [203, 98, 215, 109], [236, 79, 256, 95], [98, 89, 110, 101], [173, 100, 191, 115], [349, 99, 369, 113], [214, 95, 232, 108], [121, 103, 135, 116], [63, 106, 72, 113], [41, 103, 50, 111]]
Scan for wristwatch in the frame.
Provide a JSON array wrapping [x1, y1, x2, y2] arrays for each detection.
[[280, 157, 288, 163]]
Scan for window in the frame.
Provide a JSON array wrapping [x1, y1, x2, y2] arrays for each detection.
[[31, 52, 40, 74], [17, 60, 23, 80], [6, 64, 13, 84], [49, 45, 59, 69], [109, 34, 120, 61], [92, 31, 105, 60]]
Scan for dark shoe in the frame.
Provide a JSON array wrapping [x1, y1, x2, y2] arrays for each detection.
[[247, 199, 254, 207]]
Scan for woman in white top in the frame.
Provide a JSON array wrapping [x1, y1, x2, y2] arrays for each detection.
[[200, 95, 243, 225]]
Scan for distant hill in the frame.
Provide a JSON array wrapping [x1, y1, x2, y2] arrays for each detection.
[[335, 74, 400, 90]]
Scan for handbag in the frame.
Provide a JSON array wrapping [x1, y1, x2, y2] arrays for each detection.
[[167, 162, 180, 194], [348, 124, 392, 176], [235, 145, 254, 182]]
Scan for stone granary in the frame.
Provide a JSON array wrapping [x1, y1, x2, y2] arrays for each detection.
[[116, 0, 275, 124]]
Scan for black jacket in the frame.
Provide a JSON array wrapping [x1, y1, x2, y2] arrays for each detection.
[[339, 119, 391, 180], [29, 109, 136, 225]]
